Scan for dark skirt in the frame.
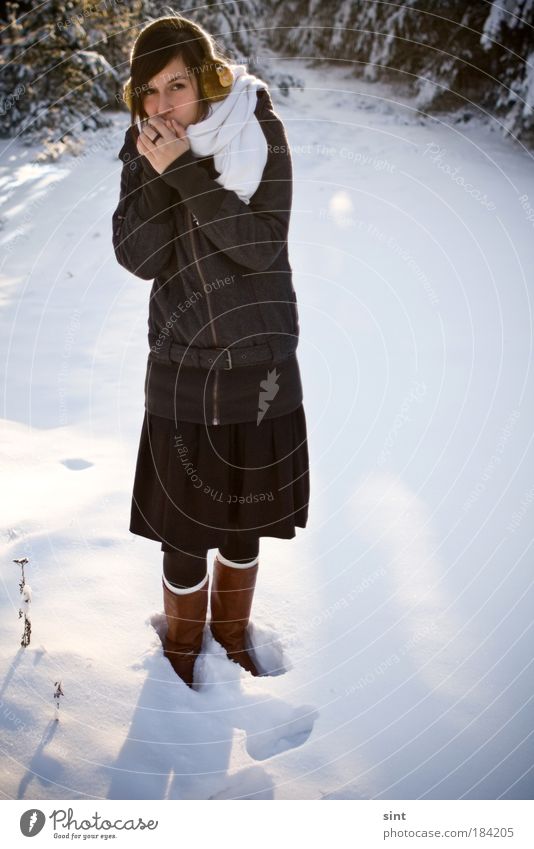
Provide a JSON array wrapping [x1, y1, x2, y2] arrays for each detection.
[[129, 404, 310, 551]]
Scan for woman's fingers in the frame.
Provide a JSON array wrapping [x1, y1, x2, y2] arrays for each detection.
[[134, 115, 189, 173], [144, 115, 171, 140], [136, 134, 151, 158], [170, 119, 187, 139]]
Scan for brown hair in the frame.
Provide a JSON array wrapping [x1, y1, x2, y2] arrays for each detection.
[[123, 13, 235, 125]]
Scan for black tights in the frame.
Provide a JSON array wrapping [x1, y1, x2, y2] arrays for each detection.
[[162, 537, 260, 590]]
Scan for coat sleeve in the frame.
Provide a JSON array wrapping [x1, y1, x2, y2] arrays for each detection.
[[111, 126, 177, 281], [158, 90, 293, 273]]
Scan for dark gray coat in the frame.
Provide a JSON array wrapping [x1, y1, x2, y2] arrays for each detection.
[[112, 88, 300, 375]]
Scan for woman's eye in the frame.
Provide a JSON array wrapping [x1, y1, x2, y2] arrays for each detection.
[[145, 84, 184, 95]]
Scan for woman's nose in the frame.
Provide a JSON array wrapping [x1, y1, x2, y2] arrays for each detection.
[[156, 97, 173, 116]]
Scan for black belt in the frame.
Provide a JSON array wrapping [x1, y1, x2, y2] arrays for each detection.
[[147, 336, 296, 370]]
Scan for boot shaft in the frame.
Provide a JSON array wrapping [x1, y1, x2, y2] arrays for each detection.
[[162, 575, 209, 686], [210, 557, 259, 667]]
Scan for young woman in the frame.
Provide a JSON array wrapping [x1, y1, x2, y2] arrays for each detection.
[[112, 13, 310, 689]]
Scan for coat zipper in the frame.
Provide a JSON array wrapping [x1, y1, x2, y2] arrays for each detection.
[[188, 209, 220, 425]]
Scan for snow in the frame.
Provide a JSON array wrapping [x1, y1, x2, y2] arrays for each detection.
[[481, 0, 534, 48], [0, 59, 533, 800]]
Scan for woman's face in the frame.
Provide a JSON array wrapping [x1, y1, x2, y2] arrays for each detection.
[[142, 54, 204, 127]]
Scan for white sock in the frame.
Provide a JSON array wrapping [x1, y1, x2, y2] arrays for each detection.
[[216, 550, 259, 569], [162, 572, 208, 595]]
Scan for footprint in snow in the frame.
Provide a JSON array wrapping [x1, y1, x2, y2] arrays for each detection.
[[242, 620, 292, 677], [147, 613, 319, 760], [60, 458, 94, 470], [243, 701, 319, 761], [194, 645, 318, 760], [209, 766, 274, 800]]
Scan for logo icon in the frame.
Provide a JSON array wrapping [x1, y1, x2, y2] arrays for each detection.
[[20, 810, 46, 837], [257, 368, 280, 425]]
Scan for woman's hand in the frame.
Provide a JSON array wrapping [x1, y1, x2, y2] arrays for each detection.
[[136, 115, 190, 175]]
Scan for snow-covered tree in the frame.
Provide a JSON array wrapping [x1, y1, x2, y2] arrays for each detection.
[[268, 0, 534, 146], [0, 0, 143, 147], [2, 1, 532, 150]]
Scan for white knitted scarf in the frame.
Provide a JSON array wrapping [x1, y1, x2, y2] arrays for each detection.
[[186, 64, 269, 205]]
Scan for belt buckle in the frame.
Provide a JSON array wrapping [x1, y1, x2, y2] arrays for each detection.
[[207, 347, 233, 370]]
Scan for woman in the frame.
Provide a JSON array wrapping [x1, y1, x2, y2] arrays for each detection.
[[112, 13, 310, 689]]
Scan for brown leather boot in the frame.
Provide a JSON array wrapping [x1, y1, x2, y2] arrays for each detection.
[[209, 554, 260, 676], [162, 574, 208, 688]]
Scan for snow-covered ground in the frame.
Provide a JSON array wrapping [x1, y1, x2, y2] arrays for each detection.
[[0, 60, 533, 800]]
